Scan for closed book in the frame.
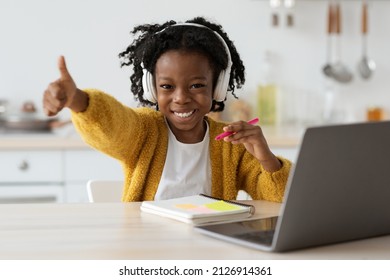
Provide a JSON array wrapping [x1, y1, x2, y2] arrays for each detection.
[[140, 194, 255, 225]]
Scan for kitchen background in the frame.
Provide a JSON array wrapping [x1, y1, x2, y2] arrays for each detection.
[[0, 0, 389, 203], [1, 0, 389, 126]]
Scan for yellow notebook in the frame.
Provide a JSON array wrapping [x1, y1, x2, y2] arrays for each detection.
[[140, 194, 255, 225]]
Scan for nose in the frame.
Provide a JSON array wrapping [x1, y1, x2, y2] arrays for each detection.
[[173, 87, 191, 104]]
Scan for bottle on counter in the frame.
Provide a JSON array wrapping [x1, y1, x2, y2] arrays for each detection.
[[257, 51, 278, 125], [366, 106, 384, 122]]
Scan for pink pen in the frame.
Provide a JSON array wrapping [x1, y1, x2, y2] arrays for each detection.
[[215, 117, 259, 140]]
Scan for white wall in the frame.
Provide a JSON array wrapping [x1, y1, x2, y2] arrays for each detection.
[[0, 0, 389, 123]]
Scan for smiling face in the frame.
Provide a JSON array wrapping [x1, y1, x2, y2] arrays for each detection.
[[155, 50, 214, 143]]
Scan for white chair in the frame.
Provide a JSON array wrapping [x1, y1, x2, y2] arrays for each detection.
[[86, 180, 123, 202]]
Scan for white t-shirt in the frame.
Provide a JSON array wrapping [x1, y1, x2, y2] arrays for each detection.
[[154, 121, 212, 200]]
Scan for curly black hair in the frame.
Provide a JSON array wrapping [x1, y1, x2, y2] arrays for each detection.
[[118, 16, 245, 112]]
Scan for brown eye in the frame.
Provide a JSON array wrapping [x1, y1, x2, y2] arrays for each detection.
[[191, 83, 205, 89], [160, 84, 173, 90]]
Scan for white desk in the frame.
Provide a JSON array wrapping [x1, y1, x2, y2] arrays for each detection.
[[0, 201, 389, 260]]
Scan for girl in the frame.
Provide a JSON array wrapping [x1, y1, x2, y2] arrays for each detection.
[[43, 17, 291, 202]]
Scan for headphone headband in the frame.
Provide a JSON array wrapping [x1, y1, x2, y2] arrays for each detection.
[[142, 22, 232, 103]]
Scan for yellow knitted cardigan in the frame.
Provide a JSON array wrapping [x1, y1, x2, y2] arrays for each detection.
[[71, 89, 292, 202]]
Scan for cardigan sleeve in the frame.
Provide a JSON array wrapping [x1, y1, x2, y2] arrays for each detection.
[[253, 157, 292, 202], [71, 89, 168, 202], [238, 150, 292, 202], [70, 89, 147, 161]]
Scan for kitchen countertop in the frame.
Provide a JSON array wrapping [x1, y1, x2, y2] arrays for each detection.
[[0, 124, 89, 150], [0, 124, 304, 150], [0, 134, 89, 150]]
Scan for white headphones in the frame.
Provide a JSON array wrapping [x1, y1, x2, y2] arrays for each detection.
[[142, 23, 232, 103]]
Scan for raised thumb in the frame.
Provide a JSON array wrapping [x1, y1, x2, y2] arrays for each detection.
[[58, 55, 72, 81]]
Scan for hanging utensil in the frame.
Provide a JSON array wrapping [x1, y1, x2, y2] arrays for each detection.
[[358, 0, 376, 79], [322, 1, 335, 78], [284, 0, 295, 27], [331, 0, 353, 83], [270, 0, 281, 27]]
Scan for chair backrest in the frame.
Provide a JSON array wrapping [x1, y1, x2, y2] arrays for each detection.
[[86, 180, 123, 202]]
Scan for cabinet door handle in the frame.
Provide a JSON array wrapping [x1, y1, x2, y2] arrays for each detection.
[[18, 160, 29, 171]]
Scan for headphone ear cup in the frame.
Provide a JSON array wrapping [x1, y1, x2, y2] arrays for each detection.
[[213, 70, 229, 102], [142, 68, 157, 103]]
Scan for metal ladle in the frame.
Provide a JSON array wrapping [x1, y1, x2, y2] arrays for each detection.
[[358, 0, 376, 79], [331, 1, 353, 83], [322, 1, 335, 78]]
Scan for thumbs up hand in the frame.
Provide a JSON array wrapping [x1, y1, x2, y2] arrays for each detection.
[[43, 56, 88, 116]]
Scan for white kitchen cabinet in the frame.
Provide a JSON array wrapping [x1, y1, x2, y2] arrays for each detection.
[[64, 150, 123, 202], [64, 182, 89, 203], [64, 150, 122, 181], [0, 147, 123, 203], [0, 185, 64, 203], [0, 150, 65, 203], [0, 150, 63, 183]]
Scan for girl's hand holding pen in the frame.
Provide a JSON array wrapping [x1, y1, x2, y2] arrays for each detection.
[[216, 117, 282, 172], [215, 118, 259, 140]]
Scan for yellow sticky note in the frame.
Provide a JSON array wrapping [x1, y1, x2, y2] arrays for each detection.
[[205, 200, 241, 212]]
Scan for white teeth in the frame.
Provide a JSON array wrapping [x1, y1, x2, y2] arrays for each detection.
[[174, 111, 194, 118]]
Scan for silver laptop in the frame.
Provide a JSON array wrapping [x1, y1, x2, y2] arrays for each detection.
[[196, 121, 390, 252]]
